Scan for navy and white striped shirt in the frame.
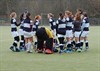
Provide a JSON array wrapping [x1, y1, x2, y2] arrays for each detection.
[[49, 18, 56, 30], [66, 17, 73, 30], [56, 18, 66, 35], [20, 19, 25, 30], [11, 18, 18, 32], [82, 17, 89, 31], [32, 20, 40, 32], [23, 19, 33, 32]]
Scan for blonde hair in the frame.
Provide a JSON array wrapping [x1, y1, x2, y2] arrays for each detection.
[[48, 13, 54, 17], [65, 10, 72, 17], [10, 12, 17, 18], [77, 8, 83, 14]]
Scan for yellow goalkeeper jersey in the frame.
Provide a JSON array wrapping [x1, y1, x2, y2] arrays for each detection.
[[45, 28, 53, 38]]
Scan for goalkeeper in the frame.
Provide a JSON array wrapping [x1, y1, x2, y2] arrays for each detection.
[[36, 27, 57, 54]]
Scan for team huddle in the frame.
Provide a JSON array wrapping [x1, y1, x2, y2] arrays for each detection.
[[10, 9, 90, 54]]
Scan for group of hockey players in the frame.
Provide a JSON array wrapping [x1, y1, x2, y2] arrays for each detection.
[[10, 9, 90, 54]]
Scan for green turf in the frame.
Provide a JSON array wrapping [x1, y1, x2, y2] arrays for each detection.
[[0, 26, 100, 71]]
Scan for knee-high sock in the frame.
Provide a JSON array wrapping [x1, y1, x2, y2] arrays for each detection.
[[80, 40, 84, 49], [67, 41, 72, 50], [13, 36, 19, 48], [85, 41, 89, 48], [75, 41, 80, 49], [13, 41, 17, 47], [59, 44, 64, 50], [27, 42, 32, 51]]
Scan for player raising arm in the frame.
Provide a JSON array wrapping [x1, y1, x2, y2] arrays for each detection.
[[10, 12, 20, 52]]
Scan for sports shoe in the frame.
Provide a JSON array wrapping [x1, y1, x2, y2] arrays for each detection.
[[80, 47, 83, 50], [77, 48, 82, 53], [20, 46, 25, 51], [27, 50, 33, 53], [72, 47, 78, 52], [59, 50, 63, 54], [10, 46, 15, 52], [64, 49, 72, 53], [84, 47, 89, 51], [15, 47, 20, 52], [53, 48, 58, 53]]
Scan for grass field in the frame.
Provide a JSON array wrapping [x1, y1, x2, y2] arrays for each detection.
[[0, 26, 100, 71]]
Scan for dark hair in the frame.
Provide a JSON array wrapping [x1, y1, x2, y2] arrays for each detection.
[[75, 13, 81, 21], [59, 13, 64, 19], [83, 12, 87, 17], [48, 13, 54, 17], [20, 13, 24, 21], [24, 8, 29, 14], [26, 13, 31, 20], [65, 10, 73, 17], [77, 8, 83, 14]]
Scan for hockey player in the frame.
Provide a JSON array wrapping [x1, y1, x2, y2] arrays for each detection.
[[36, 27, 54, 54], [10, 12, 20, 52], [56, 13, 66, 54], [47, 13, 58, 52], [73, 13, 82, 52], [80, 12, 90, 51], [65, 10, 73, 53], [23, 13, 33, 53]]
